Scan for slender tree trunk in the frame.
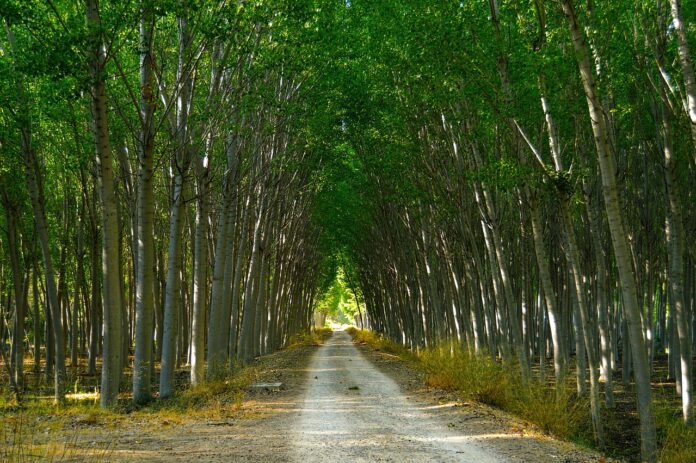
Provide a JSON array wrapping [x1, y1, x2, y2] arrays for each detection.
[[206, 191, 233, 377], [72, 201, 85, 367], [159, 8, 193, 399], [660, 103, 693, 424], [190, 175, 208, 386], [85, 0, 124, 407], [6, 19, 65, 404], [133, 0, 157, 404], [3, 198, 25, 391], [239, 199, 264, 364], [529, 196, 566, 391], [561, 1, 657, 458]]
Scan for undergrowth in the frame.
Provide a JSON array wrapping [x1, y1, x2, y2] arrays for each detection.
[[0, 349, 283, 461], [287, 326, 333, 348], [656, 406, 696, 463], [1, 407, 112, 462], [347, 328, 696, 461], [417, 343, 590, 442], [348, 328, 416, 360]]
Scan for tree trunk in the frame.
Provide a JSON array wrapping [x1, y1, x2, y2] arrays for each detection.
[[560, 1, 657, 458], [660, 103, 693, 424], [85, 0, 124, 408], [159, 8, 193, 399], [133, 0, 157, 404], [6, 19, 65, 404]]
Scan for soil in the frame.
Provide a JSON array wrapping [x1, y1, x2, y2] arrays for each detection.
[[55, 330, 611, 462]]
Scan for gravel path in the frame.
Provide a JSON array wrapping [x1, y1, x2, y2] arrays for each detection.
[[290, 330, 502, 462], [67, 330, 608, 462]]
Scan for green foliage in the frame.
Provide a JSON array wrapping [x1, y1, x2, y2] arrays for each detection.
[[314, 266, 360, 324]]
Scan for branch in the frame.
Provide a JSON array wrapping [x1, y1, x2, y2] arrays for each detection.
[[512, 118, 553, 179]]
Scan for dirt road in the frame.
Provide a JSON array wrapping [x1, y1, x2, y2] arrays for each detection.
[[77, 330, 606, 462], [290, 330, 501, 462]]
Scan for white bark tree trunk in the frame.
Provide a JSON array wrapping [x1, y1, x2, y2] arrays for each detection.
[[561, 1, 657, 458], [85, 0, 124, 408], [133, 0, 157, 404]]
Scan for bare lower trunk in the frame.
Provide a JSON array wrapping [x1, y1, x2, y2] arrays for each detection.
[[561, 1, 656, 458], [6, 20, 65, 404], [528, 196, 566, 391], [3, 200, 25, 391], [190, 189, 208, 386], [85, 0, 124, 408], [561, 205, 604, 443], [660, 105, 692, 424], [159, 177, 186, 398], [239, 202, 264, 365], [133, 0, 157, 404]]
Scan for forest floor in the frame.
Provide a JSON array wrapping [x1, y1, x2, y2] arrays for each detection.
[[1, 330, 612, 462]]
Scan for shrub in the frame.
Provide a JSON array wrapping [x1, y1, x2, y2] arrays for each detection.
[[313, 327, 334, 342]]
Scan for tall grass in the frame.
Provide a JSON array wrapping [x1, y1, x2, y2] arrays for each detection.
[[349, 328, 416, 359], [420, 343, 590, 440]]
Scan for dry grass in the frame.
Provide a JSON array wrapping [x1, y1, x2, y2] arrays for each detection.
[[145, 365, 258, 420], [419, 345, 513, 409], [348, 328, 696, 461], [349, 328, 416, 360], [0, 345, 297, 461], [512, 382, 589, 439], [0, 408, 113, 462], [287, 326, 334, 348]]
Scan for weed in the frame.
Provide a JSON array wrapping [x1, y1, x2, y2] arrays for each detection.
[[513, 382, 589, 439]]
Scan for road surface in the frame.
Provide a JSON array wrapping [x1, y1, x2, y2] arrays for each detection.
[[290, 330, 502, 462]]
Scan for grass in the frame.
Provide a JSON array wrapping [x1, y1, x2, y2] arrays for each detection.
[[417, 342, 591, 442], [656, 405, 696, 463], [0, 399, 114, 462], [348, 328, 416, 360], [287, 326, 333, 348], [0, 360, 264, 461]]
